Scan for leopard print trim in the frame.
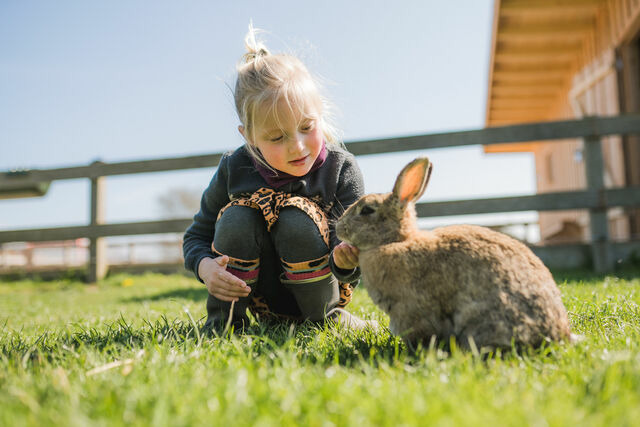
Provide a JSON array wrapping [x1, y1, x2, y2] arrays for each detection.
[[280, 249, 352, 308], [281, 254, 330, 272], [248, 294, 301, 321], [338, 282, 352, 308], [217, 187, 330, 247], [249, 282, 352, 319]]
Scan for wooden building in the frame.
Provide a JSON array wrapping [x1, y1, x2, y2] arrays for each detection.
[[485, 0, 640, 243]]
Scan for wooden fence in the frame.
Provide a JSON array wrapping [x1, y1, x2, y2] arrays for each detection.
[[1, 114, 640, 281]]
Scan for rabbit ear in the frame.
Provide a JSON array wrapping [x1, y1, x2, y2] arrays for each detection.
[[392, 157, 432, 203]]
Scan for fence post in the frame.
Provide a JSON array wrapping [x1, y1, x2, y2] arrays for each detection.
[[88, 174, 107, 282], [583, 134, 611, 272]]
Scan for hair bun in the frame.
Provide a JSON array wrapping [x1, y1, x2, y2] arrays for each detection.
[[241, 47, 269, 64], [242, 22, 270, 64]]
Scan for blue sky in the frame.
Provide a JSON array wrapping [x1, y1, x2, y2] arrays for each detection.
[[0, 1, 537, 232]]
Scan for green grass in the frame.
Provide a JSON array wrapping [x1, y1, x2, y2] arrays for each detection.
[[1, 271, 640, 426]]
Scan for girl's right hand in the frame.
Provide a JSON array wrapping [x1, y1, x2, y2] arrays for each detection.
[[198, 255, 251, 302]]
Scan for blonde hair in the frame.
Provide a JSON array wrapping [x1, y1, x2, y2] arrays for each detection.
[[234, 23, 341, 169]]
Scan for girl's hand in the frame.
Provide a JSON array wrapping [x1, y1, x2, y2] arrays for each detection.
[[198, 255, 251, 302], [332, 242, 360, 270]]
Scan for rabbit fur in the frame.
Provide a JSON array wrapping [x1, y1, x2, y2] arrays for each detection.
[[336, 157, 571, 351]]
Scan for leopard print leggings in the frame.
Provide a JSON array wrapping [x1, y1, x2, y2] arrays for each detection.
[[217, 187, 353, 319]]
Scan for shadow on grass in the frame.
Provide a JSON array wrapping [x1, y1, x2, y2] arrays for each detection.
[[121, 288, 208, 303], [4, 314, 412, 369], [6, 313, 549, 369]]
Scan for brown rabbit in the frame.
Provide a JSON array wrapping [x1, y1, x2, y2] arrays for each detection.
[[336, 157, 571, 351]]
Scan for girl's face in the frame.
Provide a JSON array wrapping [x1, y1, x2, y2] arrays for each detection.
[[241, 98, 324, 176]]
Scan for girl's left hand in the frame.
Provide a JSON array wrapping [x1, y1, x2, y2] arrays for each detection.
[[332, 242, 359, 270]]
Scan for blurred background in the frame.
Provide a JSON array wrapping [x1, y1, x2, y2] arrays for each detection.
[[2, 0, 639, 275]]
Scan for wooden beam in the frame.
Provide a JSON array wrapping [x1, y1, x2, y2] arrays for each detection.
[[494, 62, 572, 73], [1, 187, 639, 244], [490, 109, 549, 117], [499, 20, 594, 35], [2, 116, 639, 184], [493, 79, 564, 88], [491, 92, 557, 100], [489, 113, 548, 122], [496, 43, 581, 56], [485, 0, 503, 125], [583, 134, 611, 271], [491, 86, 560, 97], [492, 70, 567, 83], [88, 176, 107, 282], [415, 187, 640, 217], [483, 142, 539, 152], [343, 115, 640, 156], [0, 153, 224, 183], [529, 243, 591, 271], [500, 0, 602, 16], [497, 39, 583, 52], [495, 51, 577, 64], [490, 98, 553, 109], [0, 219, 193, 243], [497, 24, 592, 42]]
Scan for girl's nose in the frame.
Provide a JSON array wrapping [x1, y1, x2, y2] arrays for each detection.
[[289, 133, 305, 152]]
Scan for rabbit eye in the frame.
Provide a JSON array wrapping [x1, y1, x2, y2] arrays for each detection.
[[359, 205, 375, 216]]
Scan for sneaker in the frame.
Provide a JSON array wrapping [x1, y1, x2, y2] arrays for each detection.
[[326, 307, 380, 331]]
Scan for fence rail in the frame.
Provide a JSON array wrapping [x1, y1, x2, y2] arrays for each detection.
[[2, 114, 640, 280], [2, 188, 640, 243]]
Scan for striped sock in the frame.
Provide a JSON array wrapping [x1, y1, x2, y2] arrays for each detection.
[[280, 254, 332, 284], [212, 244, 260, 285]]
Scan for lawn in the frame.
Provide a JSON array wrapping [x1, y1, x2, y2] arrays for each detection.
[[1, 270, 640, 426]]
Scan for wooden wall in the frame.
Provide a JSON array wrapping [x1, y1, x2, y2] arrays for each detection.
[[536, 0, 640, 243]]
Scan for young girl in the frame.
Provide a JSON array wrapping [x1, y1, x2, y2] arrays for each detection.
[[183, 26, 375, 331]]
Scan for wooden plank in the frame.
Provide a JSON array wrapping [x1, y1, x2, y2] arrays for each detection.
[[490, 98, 554, 109], [6, 187, 638, 245], [496, 39, 583, 53], [619, 0, 640, 43], [345, 115, 640, 156], [88, 176, 107, 282], [491, 86, 561, 97], [494, 56, 573, 68], [494, 51, 577, 64], [497, 29, 591, 44], [583, 135, 611, 272], [0, 153, 224, 186], [0, 180, 50, 199], [493, 79, 565, 88], [495, 62, 573, 73], [483, 142, 539, 152], [530, 241, 640, 269], [492, 71, 566, 85], [495, 43, 580, 56], [611, 239, 640, 263], [529, 243, 591, 270], [416, 191, 597, 217], [491, 92, 557, 100], [498, 20, 594, 35], [485, 0, 502, 125], [2, 116, 638, 184], [500, 0, 602, 15], [415, 187, 640, 217], [489, 113, 548, 122], [490, 108, 549, 115], [0, 219, 193, 243]]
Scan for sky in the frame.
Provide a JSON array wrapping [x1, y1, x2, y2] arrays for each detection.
[[0, 1, 538, 237]]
